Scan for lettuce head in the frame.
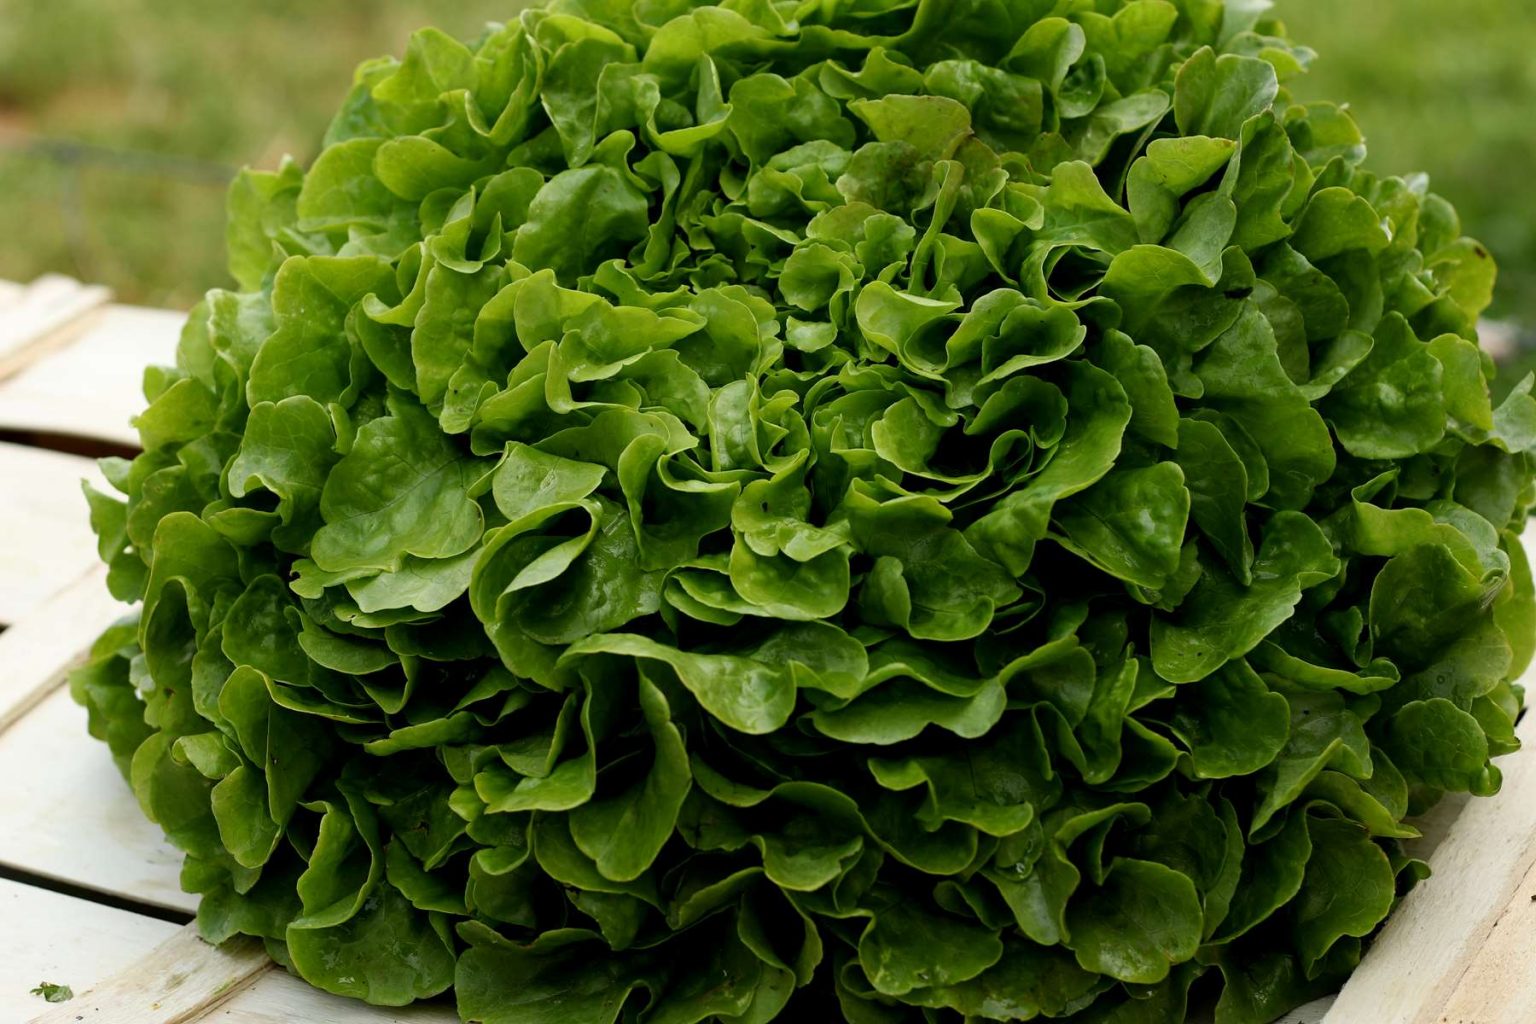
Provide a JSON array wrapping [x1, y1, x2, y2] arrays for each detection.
[[75, 1, 1535, 1022]]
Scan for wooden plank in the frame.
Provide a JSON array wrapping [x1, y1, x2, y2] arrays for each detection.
[[26, 924, 271, 1024], [0, 879, 181, 1024], [212, 973, 459, 1023], [1430, 853, 1536, 1024], [0, 304, 182, 447], [20, 920, 459, 1024], [0, 275, 112, 381], [0, 441, 108, 626], [1323, 707, 1536, 1023], [0, 686, 194, 913], [0, 566, 124, 733], [1277, 1000, 1334, 1024]]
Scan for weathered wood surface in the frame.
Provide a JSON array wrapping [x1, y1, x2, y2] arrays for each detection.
[[0, 275, 111, 380], [26, 924, 272, 1024], [0, 565, 124, 733], [0, 303, 181, 447], [1431, 852, 1536, 1024], [212, 972, 460, 1024], [0, 441, 108, 627], [0, 685, 194, 913], [0, 879, 180, 1023], [23, 920, 460, 1024]]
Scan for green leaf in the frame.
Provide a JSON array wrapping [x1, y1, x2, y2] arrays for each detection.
[[456, 930, 647, 1024], [227, 396, 337, 550], [848, 488, 1020, 641], [1212, 948, 1335, 1024], [1383, 698, 1498, 794], [568, 677, 692, 881], [1369, 542, 1504, 669], [1292, 817, 1395, 970], [1127, 136, 1237, 244], [1152, 512, 1339, 683], [1324, 313, 1448, 459], [811, 677, 1006, 745], [1292, 187, 1391, 262], [1169, 660, 1290, 778], [295, 139, 400, 233], [565, 622, 864, 736], [904, 936, 1103, 1019], [1054, 463, 1190, 590], [247, 256, 395, 406], [1251, 693, 1374, 835], [1066, 859, 1203, 984], [511, 165, 650, 284], [1193, 304, 1336, 509], [1173, 48, 1278, 140], [312, 393, 484, 573], [1097, 329, 1180, 447], [1174, 417, 1253, 582], [868, 716, 1060, 836], [412, 263, 506, 408], [1210, 807, 1312, 944], [858, 899, 1004, 996], [226, 159, 303, 290], [969, 361, 1132, 575], [1033, 161, 1139, 256]]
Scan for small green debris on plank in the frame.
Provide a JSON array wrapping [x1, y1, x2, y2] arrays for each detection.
[[30, 981, 74, 1003]]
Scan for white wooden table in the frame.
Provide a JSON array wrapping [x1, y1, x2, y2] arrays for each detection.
[[0, 275, 1527, 1023]]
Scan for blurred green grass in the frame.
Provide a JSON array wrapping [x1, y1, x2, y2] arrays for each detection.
[[0, 0, 515, 308], [0, 0, 1532, 324]]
